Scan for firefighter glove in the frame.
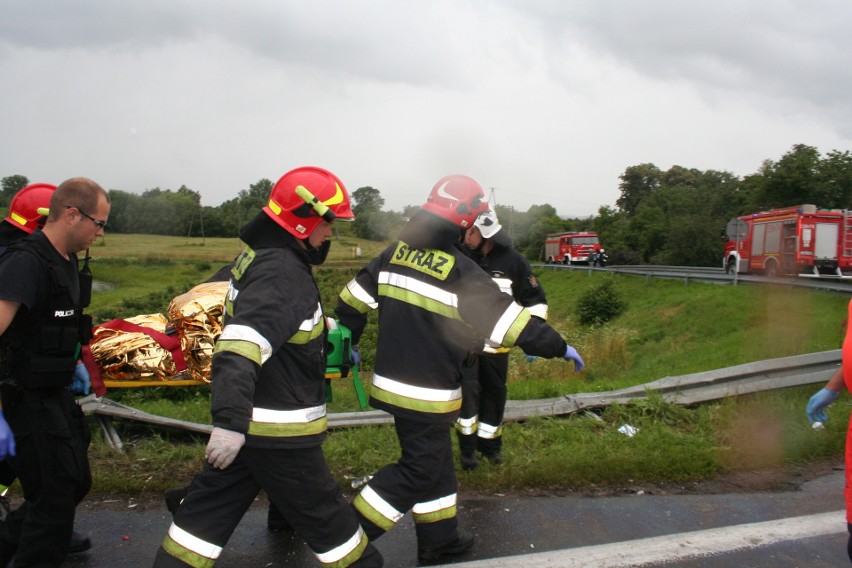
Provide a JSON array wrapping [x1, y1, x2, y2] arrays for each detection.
[[0, 411, 15, 460], [526, 355, 539, 363], [69, 362, 91, 396], [206, 427, 245, 470], [563, 345, 585, 371], [806, 388, 840, 424], [350, 345, 361, 366]]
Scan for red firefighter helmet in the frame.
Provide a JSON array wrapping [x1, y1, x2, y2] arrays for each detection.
[[263, 166, 354, 239], [421, 175, 488, 228], [4, 182, 57, 234]]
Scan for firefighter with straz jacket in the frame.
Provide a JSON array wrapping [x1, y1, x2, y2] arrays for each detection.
[[153, 167, 382, 568], [335, 175, 584, 566], [456, 209, 549, 470]]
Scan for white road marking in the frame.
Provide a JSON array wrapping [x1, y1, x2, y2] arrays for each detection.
[[444, 510, 846, 567]]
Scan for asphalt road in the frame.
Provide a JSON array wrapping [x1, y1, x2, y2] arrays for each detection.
[[54, 465, 849, 567]]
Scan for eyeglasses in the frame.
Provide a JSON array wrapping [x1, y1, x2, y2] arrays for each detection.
[[65, 205, 107, 229]]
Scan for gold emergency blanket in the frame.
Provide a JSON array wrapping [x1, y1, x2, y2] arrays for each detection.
[[89, 281, 229, 383], [167, 280, 229, 382], [89, 314, 183, 382]]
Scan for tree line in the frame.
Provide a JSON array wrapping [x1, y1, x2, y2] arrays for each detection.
[[3, 143, 851, 266]]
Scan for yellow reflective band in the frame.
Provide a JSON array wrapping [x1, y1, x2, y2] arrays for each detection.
[[231, 245, 256, 281], [248, 416, 327, 437], [477, 422, 503, 439], [252, 404, 326, 423], [267, 198, 282, 215], [161, 523, 221, 568], [344, 280, 379, 311], [315, 526, 369, 567], [9, 212, 26, 227], [389, 242, 455, 281], [288, 304, 324, 344], [215, 324, 273, 365], [413, 494, 458, 524], [490, 304, 532, 347], [371, 374, 462, 414], [354, 485, 403, 531], [455, 415, 478, 435]]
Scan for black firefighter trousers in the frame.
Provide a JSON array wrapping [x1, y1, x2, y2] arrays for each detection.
[[354, 416, 460, 551], [0, 386, 92, 568], [457, 354, 509, 457], [153, 445, 382, 567]]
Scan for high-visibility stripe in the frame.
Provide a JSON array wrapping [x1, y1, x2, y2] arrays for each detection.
[[379, 272, 458, 308], [371, 374, 462, 414], [478, 422, 503, 439], [354, 485, 404, 531], [341, 280, 378, 312], [314, 526, 369, 567], [161, 523, 222, 568], [455, 415, 478, 435], [249, 404, 328, 437], [215, 324, 272, 365], [490, 304, 531, 347], [492, 277, 513, 295], [527, 303, 548, 320], [413, 493, 458, 524], [288, 304, 324, 344]]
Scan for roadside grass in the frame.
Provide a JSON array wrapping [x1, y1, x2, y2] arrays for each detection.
[[77, 241, 850, 496]]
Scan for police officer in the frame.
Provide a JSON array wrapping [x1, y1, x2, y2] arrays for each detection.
[[153, 167, 382, 568], [456, 209, 549, 469], [335, 175, 585, 566], [0, 178, 107, 567]]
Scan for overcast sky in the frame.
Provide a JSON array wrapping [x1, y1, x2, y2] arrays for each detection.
[[2, 1, 851, 218]]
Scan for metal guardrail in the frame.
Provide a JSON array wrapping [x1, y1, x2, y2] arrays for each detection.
[[532, 263, 852, 294], [81, 350, 841, 449]]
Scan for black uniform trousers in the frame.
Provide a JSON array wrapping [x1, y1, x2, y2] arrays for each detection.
[[153, 444, 382, 568], [458, 354, 509, 457], [355, 416, 459, 550], [0, 386, 91, 568]]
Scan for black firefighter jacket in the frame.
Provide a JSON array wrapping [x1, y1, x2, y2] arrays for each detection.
[[210, 238, 329, 450], [336, 239, 567, 424]]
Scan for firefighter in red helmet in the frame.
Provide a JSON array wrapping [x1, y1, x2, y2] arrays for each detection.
[[336, 174, 584, 565], [0, 183, 56, 254], [154, 167, 382, 568]]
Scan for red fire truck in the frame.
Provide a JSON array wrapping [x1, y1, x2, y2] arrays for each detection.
[[723, 204, 852, 277], [543, 232, 601, 264]]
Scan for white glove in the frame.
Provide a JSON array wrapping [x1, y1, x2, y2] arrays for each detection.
[[205, 427, 245, 470]]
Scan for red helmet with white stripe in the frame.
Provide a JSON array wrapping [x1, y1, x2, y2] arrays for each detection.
[[263, 166, 354, 239], [421, 175, 488, 229]]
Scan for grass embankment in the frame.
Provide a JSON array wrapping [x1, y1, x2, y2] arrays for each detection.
[[80, 236, 850, 496]]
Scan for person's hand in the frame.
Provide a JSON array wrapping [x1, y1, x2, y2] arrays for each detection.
[[0, 411, 15, 460], [350, 345, 361, 366], [526, 355, 539, 363], [806, 388, 840, 424], [563, 345, 585, 372], [68, 362, 91, 396], [205, 427, 245, 470]]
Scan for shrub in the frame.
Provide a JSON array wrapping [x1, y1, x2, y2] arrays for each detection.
[[576, 279, 625, 326]]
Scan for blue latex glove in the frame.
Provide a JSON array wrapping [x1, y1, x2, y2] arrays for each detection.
[[526, 355, 539, 363], [564, 345, 585, 371], [806, 388, 840, 424], [0, 411, 15, 460], [350, 346, 361, 366], [69, 362, 91, 396]]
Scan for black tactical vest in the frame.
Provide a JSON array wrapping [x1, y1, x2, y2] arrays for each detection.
[[1, 234, 92, 389]]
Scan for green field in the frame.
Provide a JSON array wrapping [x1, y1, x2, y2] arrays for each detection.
[[79, 234, 849, 496]]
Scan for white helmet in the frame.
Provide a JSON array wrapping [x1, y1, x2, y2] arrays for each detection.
[[473, 210, 502, 239]]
